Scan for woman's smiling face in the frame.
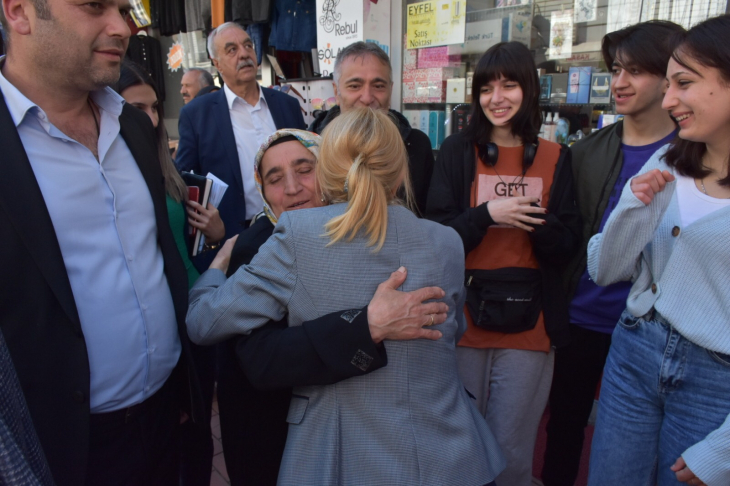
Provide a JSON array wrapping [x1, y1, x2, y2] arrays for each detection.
[[480, 75, 524, 129], [663, 56, 730, 146]]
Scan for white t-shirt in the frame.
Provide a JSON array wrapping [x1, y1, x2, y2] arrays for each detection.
[[676, 174, 730, 227]]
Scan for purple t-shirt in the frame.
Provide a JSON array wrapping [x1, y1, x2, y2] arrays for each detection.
[[569, 131, 677, 333]]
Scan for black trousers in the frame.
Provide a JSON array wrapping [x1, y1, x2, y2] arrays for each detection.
[[86, 378, 180, 486], [180, 342, 216, 486], [217, 338, 291, 486], [541, 323, 612, 486]]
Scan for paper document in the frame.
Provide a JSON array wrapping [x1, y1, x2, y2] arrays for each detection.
[[197, 172, 229, 253]]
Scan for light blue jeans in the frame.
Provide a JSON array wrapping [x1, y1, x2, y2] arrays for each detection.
[[588, 309, 730, 486]]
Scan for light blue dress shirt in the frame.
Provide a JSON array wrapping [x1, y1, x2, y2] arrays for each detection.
[[0, 70, 181, 413]]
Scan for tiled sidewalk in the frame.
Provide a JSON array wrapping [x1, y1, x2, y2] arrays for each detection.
[[532, 406, 593, 486], [210, 397, 229, 486]]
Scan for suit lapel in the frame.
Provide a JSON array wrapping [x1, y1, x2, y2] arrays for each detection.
[[262, 88, 286, 129], [0, 90, 82, 330], [212, 90, 244, 194]]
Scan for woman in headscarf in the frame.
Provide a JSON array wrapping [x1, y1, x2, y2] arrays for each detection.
[[228, 129, 323, 272], [215, 129, 325, 485]]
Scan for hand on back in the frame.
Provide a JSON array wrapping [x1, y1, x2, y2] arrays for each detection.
[[367, 267, 448, 343]]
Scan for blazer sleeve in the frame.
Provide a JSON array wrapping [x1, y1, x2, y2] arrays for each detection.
[[587, 149, 674, 286], [291, 96, 306, 130], [529, 147, 582, 264], [186, 213, 298, 345], [236, 308, 387, 390], [426, 134, 496, 254], [175, 106, 200, 174], [229, 220, 388, 389]]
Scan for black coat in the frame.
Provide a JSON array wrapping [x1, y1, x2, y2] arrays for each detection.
[[228, 216, 388, 388], [125, 35, 166, 102], [563, 121, 625, 299]]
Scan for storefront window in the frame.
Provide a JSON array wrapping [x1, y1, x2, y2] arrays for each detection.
[[401, 0, 728, 148]]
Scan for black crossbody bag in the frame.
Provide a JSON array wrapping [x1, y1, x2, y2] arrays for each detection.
[[464, 267, 542, 333]]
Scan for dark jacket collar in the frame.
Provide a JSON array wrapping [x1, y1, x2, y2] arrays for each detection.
[[309, 105, 414, 141]]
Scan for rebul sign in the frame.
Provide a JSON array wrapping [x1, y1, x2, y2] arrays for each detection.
[[316, 0, 363, 77], [316, 0, 392, 77]]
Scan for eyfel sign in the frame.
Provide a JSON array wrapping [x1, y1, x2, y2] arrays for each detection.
[[406, 0, 466, 49]]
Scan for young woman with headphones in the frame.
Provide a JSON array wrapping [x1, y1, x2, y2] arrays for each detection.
[[426, 41, 582, 485]]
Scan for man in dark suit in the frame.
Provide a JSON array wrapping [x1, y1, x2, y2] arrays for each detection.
[[176, 21, 305, 261], [0, 0, 201, 484]]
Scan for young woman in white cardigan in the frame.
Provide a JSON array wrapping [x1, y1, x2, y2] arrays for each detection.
[[586, 14, 730, 486]]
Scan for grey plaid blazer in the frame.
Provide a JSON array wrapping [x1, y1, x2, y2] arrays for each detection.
[[0, 330, 55, 486], [188, 203, 505, 485]]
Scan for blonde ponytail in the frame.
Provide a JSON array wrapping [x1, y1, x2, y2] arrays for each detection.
[[317, 108, 412, 251]]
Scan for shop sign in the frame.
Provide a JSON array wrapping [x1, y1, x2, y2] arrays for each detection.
[[167, 42, 184, 72], [130, 0, 151, 27], [460, 5, 531, 54], [462, 18, 502, 54], [364, 0, 391, 56], [549, 10, 573, 59], [406, 0, 466, 49], [316, 0, 364, 76], [574, 0, 597, 22], [564, 52, 601, 62], [607, 0, 641, 33], [496, 0, 530, 6]]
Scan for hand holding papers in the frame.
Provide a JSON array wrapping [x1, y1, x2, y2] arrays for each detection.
[[182, 172, 228, 256]]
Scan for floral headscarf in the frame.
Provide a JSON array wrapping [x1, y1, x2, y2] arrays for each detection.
[[254, 129, 322, 224]]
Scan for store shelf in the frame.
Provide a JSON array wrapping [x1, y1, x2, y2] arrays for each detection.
[[404, 101, 612, 108], [540, 102, 612, 107], [403, 102, 467, 105]]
